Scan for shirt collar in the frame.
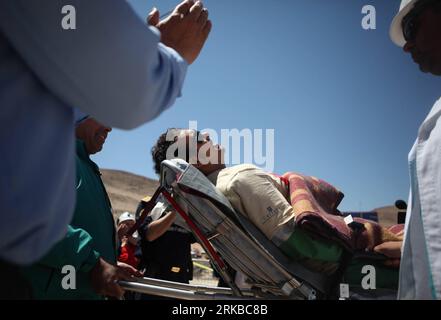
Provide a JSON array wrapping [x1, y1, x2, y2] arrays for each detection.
[[76, 139, 101, 173], [76, 139, 89, 159]]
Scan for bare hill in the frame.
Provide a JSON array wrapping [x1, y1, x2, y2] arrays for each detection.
[[101, 169, 159, 220]]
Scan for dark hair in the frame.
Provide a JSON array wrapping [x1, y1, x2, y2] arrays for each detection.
[[151, 128, 204, 174], [415, 0, 441, 12], [151, 129, 178, 175]]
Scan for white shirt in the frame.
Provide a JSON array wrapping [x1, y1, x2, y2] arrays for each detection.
[[0, 0, 187, 265], [399, 98, 441, 299], [207, 164, 295, 246]]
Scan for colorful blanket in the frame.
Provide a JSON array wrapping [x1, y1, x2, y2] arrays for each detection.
[[282, 172, 403, 252]]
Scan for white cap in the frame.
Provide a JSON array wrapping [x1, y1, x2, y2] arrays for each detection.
[[390, 0, 419, 47], [117, 211, 135, 225]]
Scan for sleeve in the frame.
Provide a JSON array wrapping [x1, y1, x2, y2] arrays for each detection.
[[222, 169, 295, 241], [37, 225, 100, 273], [0, 0, 188, 129]]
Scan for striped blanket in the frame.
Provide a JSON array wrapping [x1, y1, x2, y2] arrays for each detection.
[[282, 172, 403, 252]]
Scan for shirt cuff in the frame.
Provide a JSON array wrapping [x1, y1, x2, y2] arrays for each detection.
[[159, 43, 188, 66], [158, 43, 188, 98], [148, 26, 161, 38]]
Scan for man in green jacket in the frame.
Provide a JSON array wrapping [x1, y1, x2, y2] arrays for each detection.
[[22, 117, 141, 299]]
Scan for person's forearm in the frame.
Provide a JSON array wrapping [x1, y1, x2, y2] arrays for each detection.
[[0, 0, 187, 129], [146, 211, 177, 241]]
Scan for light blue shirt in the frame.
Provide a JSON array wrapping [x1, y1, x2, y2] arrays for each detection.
[[0, 0, 188, 265], [398, 98, 441, 299]]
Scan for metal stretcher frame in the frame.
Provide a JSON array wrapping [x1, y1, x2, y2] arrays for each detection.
[[121, 186, 272, 299], [119, 276, 255, 300], [121, 160, 332, 300], [119, 189, 268, 299], [121, 160, 399, 300]]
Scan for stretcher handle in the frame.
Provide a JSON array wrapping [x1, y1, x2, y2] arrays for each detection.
[[126, 186, 225, 269], [161, 190, 226, 270]]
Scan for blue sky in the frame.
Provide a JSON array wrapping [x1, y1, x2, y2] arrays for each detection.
[[94, 0, 440, 211]]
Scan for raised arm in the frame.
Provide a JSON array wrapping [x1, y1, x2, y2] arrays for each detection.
[[0, 0, 210, 129], [145, 211, 177, 242]]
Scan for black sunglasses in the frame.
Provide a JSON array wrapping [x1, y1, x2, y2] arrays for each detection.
[[402, 0, 438, 43]]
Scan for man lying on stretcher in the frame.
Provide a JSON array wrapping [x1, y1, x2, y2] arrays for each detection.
[[151, 128, 403, 288]]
